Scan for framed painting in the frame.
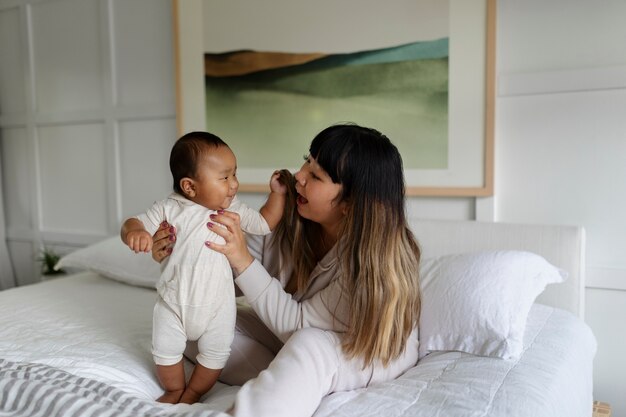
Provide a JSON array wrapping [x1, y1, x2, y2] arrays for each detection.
[[173, 0, 495, 196]]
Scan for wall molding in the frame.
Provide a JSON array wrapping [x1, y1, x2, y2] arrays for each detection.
[[0, 106, 174, 127], [498, 65, 626, 97], [0, 0, 176, 286], [586, 265, 626, 291]]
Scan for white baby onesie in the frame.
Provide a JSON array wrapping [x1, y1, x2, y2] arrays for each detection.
[[136, 193, 270, 369]]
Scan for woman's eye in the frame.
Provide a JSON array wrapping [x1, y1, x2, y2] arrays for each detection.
[[302, 154, 310, 163]]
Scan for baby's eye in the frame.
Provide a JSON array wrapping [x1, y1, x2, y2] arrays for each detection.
[[302, 154, 310, 162]]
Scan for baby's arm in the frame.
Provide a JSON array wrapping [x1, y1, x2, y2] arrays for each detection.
[[259, 171, 288, 231], [120, 218, 153, 253]]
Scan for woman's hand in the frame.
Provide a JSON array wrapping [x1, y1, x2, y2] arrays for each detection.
[[151, 221, 176, 263], [206, 210, 254, 275]]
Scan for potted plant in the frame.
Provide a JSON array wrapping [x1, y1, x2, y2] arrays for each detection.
[[37, 246, 65, 276]]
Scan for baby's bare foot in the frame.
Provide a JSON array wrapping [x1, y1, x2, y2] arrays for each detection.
[[178, 388, 202, 404], [157, 389, 184, 404]]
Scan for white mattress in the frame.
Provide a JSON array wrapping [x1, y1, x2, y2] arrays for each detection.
[[0, 272, 596, 417]]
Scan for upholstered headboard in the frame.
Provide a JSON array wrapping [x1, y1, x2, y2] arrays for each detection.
[[408, 219, 586, 319]]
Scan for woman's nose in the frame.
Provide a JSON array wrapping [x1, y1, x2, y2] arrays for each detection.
[[294, 171, 306, 187]]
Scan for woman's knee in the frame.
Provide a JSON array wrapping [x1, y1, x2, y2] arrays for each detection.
[[278, 328, 341, 372], [287, 328, 337, 349], [220, 333, 277, 385]]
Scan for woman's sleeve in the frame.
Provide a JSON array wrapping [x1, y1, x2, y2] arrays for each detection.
[[234, 260, 348, 343], [245, 234, 266, 263]]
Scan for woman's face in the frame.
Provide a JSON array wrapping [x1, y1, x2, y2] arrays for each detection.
[[294, 155, 346, 234]]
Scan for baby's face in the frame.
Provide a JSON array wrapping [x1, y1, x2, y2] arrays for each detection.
[[190, 145, 239, 210]]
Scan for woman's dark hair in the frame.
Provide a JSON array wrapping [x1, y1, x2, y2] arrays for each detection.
[[169, 131, 228, 194], [309, 123, 405, 209], [288, 123, 421, 367]]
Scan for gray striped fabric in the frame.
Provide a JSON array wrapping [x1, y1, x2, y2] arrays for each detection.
[[0, 359, 227, 417]]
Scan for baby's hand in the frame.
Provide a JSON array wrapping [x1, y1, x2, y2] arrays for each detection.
[[270, 170, 289, 195], [126, 230, 153, 253]]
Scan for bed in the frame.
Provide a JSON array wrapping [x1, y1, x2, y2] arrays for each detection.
[[0, 219, 596, 417]]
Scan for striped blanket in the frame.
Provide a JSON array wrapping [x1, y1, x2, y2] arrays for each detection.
[[0, 359, 228, 417]]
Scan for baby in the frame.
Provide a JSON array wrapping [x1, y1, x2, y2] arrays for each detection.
[[120, 131, 285, 404]]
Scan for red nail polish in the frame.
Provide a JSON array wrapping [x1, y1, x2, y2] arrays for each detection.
[[207, 222, 213, 228], [217, 210, 225, 214], [204, 241, 211, 247], [210, 214, 216, 220]]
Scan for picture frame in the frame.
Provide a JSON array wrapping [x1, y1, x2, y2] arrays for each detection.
[[173, 0, 495, 197]]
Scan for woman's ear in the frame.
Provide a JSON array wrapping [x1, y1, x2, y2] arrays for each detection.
[[340, 200, 350, 216], [180, 178, 196, 198]]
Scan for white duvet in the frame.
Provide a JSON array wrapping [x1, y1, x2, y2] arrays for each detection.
[[0, 273, 596, 417]]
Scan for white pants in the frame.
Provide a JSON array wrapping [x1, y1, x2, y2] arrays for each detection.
[[232, 327, 419, 417], [184, 300, 419, 417]]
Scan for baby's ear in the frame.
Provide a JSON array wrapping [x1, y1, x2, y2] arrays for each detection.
[[180, 177, 196, 197]]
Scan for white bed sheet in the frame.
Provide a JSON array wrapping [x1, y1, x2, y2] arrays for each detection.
[[0, 272, 235, 415], [0, 272, 596, 417], [317, 303, 596, 417]]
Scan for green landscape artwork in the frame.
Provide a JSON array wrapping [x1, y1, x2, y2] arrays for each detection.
[[204, 39, 449, 170]]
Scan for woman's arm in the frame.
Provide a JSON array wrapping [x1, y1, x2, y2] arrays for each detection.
[[234, 259, 349, 342], [207, 211, 349, 342]]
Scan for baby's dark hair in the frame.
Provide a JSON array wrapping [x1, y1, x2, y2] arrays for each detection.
[[169, 131, 228, 194]]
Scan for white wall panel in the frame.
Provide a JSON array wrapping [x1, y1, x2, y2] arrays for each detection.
[[112, 0, 174, 107], [38, 123, 108, 234], [0, 7, 26, 115], [495, 1, 626, 411], [1, 127, 32, 231], [496, 90, 626, 269], [31, 0, 103, 113], [586, 288, 626, 411], [118, 118, 175, 218], [1, 0, 176, 284], [7, 240, 36, 287], [498, 0, 626, 73], [406, 197, 474, 221]]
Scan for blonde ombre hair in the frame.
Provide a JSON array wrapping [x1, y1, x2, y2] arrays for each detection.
[[276, 124, 421, 367]]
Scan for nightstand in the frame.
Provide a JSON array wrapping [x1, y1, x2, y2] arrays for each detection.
[[593, 401, 611, 417]]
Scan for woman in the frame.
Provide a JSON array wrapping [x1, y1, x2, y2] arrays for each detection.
[[151, 123, 421, 417]]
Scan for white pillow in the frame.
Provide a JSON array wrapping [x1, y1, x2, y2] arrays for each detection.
[[418, 250, 567, 360], [55, 237, 160, 289]]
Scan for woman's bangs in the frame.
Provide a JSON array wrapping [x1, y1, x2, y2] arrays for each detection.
[[309, 135, 347, 184]]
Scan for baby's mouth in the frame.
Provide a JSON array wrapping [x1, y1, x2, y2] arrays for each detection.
[[221, 196, 234, 209], [297, 194, 308, 204]]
